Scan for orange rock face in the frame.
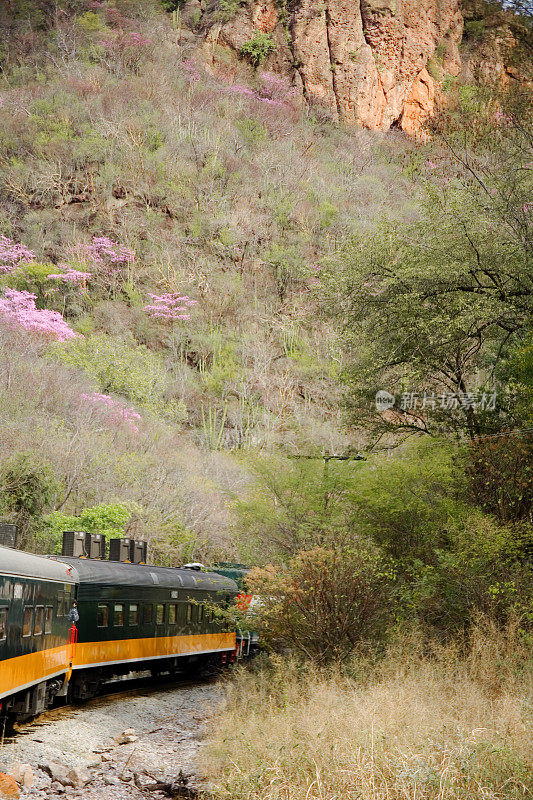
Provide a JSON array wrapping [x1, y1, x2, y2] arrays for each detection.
[[200, 0, 464, 135]]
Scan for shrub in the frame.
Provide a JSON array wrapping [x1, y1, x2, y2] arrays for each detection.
[[214, 0, 245, 23], [49, 333, 186, 420], [37, 502, 135, 553], [239, 33, 276, 68], [246, 544, 391, 663]]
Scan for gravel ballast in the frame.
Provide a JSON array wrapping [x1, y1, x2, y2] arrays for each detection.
[[0, 678, 222, 799]]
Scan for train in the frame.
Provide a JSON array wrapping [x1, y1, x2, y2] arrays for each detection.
[[0, 544, 254, 721]]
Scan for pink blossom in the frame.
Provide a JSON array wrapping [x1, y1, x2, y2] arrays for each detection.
[[0, 236, 35, 274], [0, 289, 78, 340], [181, 60, 201, 81], [68, 236, 135, 292], [80, 392, 142, 434], [47, 264, 92, 284], [426, 160, 437, 169], [144, 292, 197, 321]]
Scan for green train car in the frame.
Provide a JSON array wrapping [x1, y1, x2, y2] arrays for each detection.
[[0, 546, 77, 717], [0, 544, 240, 719], [52, 556, 238, 700]]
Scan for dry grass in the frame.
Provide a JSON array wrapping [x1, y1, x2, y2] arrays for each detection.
[[204, 621, 532, 800]]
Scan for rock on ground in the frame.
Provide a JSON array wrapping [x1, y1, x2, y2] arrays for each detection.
[[0, 679, 221, 799]]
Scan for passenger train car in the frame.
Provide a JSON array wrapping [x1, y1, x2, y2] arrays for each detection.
[[0, 546, 77, 718], [0, 545, 240, 720]]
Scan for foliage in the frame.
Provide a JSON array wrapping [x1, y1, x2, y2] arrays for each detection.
[[50, 333, 185, 420], [213, 0, 245, 23], [236, 443, 532, 638], [0, 289, 78, 340], [323, 96, 532, 440], [467, 434, 533, 523], [246, 545, 391, 662], [206, 621, 533, 800], [0, 453, 58, 549], [239, 33, 276, 67], [37, 502, 134, 553]]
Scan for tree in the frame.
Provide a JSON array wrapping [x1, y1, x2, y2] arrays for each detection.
[[323, 91, 532, 440], [0, 453, 58, 549], [246, 545, 391, 663], [38, 502, 135, 553]]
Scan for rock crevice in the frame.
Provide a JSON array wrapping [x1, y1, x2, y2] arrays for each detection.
[[196, 0, 465, 134]]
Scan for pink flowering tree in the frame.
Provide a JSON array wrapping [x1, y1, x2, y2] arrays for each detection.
[[0, 289, 78, 341], [47, 265, 92, 286], [144, 293, 197, 320], [68, 236, 135, 297], [79, 392, 142, 434], [0, 236, 35, 275]]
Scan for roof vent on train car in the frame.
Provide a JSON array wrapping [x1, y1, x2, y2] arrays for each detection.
[[86, 533, 105, 559], [62, 531, 106, 559], [129, 540, 147, 565], [108, 538, 148, 564], [0, 522, 17, 548], [109, 538, 132, 562], [62, 531, 87, 557]]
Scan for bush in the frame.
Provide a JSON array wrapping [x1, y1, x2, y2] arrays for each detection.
[[49, 333, 186, 421], [247, 545, 391, 663], [239, 33, 276, 67], [36, 502, 134, 553]]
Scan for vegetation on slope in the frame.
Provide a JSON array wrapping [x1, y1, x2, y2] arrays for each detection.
[[0, 1, 530, 621]]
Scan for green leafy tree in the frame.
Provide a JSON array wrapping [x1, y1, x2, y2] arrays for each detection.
[[324, 94, 532, 440], [0, 453, 58, 550], [37, 502, 136, 553]]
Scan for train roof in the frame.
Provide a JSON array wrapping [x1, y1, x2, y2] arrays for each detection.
[[50, 556, 238, 593], [0, 546, 78, 584]]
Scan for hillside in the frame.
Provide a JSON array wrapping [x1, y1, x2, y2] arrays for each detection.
[[0, 0, 531, 569], [0, 0, 417, 557], [0, 3, 531, 798]]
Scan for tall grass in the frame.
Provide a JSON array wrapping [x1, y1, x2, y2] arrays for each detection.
[[204, 621, 532, 799]]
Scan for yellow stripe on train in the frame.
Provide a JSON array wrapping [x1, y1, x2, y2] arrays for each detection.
[[0, 645, 71, 699], [0, 632, 236, 699], [73, 632, 236, 668]]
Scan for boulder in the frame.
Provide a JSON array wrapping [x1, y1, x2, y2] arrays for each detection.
[[8, 764, 33, 790], [0, 773, 20, 799], [65, 768, 91, 788]]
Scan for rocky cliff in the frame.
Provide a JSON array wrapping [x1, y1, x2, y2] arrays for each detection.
[[191, 0, 464, 135]]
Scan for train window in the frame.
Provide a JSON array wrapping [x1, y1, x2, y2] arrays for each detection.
[[129, 604, 139, 626], [186, 604, 193, 624], [156, 604, 165, 625], [34, 606, 44, 636], [45, 607, 53, 634], [23, 607, 33, 637], [198, 605, 204, 623], [114, 604, 124, 626], [97, 604, 109, 627], [0, 608, 7, 640], [57, 594, 64, 617], [168, 604, 177, 624], [143, 604, 153, 625]]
